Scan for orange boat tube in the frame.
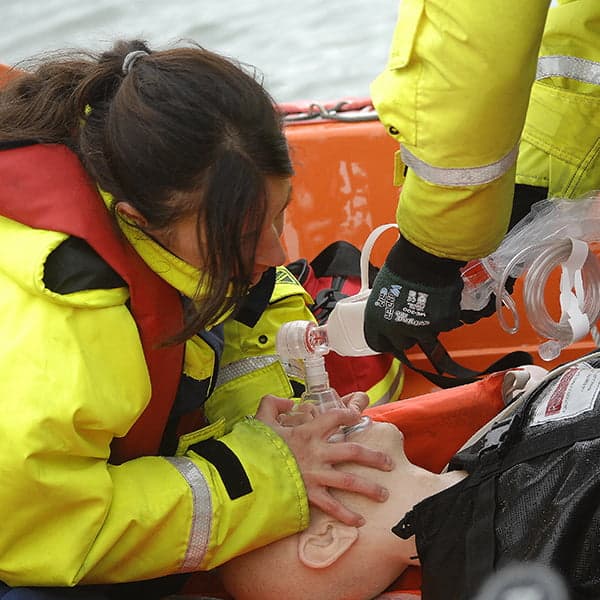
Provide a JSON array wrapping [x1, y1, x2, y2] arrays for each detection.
[[281, 101, 597, 398]]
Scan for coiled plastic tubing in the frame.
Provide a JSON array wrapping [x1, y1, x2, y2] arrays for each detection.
[[461, 192, 600, 361]]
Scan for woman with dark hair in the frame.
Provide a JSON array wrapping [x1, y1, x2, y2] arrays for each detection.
[[0, 40, 391, 599]]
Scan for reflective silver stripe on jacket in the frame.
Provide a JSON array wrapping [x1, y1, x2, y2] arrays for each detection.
[[215, 355, 280, 388], [400, 144, 519, 187], [536, 55, 600, 86], [164, 456, 212, 572]]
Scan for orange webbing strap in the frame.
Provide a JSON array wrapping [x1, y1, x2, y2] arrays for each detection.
[[364, 371, 508, 598]]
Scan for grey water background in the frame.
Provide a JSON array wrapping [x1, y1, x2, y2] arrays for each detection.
[[0, 0, 400, 104]]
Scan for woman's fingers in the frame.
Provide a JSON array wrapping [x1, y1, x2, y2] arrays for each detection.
[[314, 467, 389, 503], [307, 488, 365, 527], [254, 394, 295, 424], [300, 406, 362, 436], [341, 391, 370, 412], [325, 438, 394, 472], [256, 395, 394, 526], [276, 403, 315, 426]]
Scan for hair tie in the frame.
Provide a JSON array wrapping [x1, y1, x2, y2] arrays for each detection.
[[122, 50, 149, 75]]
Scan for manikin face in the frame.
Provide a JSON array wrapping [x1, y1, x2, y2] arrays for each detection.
[[117, 176, 292, 284], [220, 420, 465, 600]]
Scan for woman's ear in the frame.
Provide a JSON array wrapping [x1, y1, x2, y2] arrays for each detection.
[[298, 519, 359, 569], [115, 202, 148, 228]]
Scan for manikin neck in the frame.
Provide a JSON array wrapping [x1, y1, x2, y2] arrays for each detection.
[[397, 467, 468, 567]]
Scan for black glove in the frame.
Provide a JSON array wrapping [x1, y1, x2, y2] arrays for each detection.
[[364, 237, 466, 355]]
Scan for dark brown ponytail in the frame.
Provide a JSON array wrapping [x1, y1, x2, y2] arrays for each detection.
[[0, 39, 293, 342]]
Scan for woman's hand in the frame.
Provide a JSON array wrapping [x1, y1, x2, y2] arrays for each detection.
[[276, 391, 369, 427], [255, 394, 393, 527], [341, 391, 370, 412]]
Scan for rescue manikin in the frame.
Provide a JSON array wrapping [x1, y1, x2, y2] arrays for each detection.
[[220, 420, 467, 600], [222, 358, 600, 600]]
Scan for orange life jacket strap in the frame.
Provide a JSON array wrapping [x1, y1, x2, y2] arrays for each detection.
[[0, 143, 184, 462]]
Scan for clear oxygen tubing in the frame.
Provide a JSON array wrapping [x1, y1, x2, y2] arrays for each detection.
[[495, 237, 600, 361], [358, 216, 600, 362]]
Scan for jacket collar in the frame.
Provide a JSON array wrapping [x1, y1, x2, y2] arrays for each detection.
[[99, 188, 235, 326]]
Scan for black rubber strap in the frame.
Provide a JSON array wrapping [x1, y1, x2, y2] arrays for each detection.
[[310, 240, 379, 282], [396, 335, 533, 389]]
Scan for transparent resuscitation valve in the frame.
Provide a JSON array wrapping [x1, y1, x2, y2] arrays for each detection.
[[275, 318, 376, 360], [276, 320, 331, 360], [275, 223, 402, 436], [278, 222, 411, 438], [276, 320, 372, 439]]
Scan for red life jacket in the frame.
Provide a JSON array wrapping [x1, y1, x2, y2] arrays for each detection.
[[0, 143, 184, 463]]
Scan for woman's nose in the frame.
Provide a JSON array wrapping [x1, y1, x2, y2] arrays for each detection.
[[256, 225, 287, 267]]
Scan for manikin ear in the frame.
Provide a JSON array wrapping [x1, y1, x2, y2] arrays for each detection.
[[298, 519, 359, 569], [115, 202, 148, 228]]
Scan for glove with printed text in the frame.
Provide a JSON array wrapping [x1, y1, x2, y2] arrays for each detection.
[[364, 237, 465, 355]]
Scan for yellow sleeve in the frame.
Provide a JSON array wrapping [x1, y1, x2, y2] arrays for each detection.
[[204, 266, 315, 428], [371, 0, 551, 259], [0, 229, 308, 585]]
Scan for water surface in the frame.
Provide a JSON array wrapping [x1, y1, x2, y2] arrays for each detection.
[[1, 0, 399, 103]]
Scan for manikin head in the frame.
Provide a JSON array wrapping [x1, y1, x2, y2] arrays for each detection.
[[220, 421, 466, 600]]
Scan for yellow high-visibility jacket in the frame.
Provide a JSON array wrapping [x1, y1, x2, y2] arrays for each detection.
[[372, 0, 600, 261], [0, 144, 314, 586], [516, 0, 600, 199]]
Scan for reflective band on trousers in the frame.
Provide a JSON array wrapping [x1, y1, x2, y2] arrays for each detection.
[[164, 456, 212, 572], [536, 55, 600, 86], [369, 360, 404, 407], [400, 144, 519, 187], [215, 354, 280, 388]]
